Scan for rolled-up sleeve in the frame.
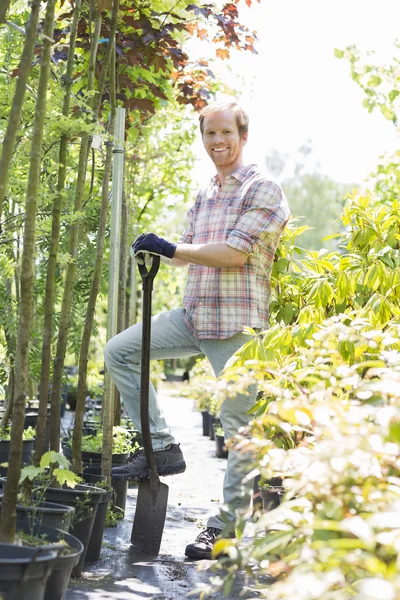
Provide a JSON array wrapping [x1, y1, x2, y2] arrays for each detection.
[[226, 181, 290, 254], [179, 205, 195, 244]]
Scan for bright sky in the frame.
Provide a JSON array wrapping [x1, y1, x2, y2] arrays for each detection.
[[191, 0, 400, 186]]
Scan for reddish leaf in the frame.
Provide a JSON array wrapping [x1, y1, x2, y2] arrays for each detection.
[[197, 28, 208, 40], [149, 53, 167, 72], [125, 49, 141, 66], [124, 98, 155, 114], [222, 3, 238, 18], [216, 48, 230, 59]]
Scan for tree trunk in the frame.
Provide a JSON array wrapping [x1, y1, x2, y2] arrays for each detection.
[[49, 6, 102, 453], [0, 0, 41, 227], [0, 0, 56, 543], [34, 0, 83, 464], [0, 1, 11, 23], [114, 188, 128, 425], [71, 118, 115, 473]]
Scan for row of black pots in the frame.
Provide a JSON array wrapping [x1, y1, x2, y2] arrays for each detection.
[[201, 411, 228, 458], [201, 410, 221, 441], [61, 437, 133, 513], [0, 498, 84, 599], [1, 477, 110, 578], [40, 482, 107, 578]]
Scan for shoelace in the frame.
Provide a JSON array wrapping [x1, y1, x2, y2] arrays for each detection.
[[197, 528, 220, 543], [124, 448, 145, 465]]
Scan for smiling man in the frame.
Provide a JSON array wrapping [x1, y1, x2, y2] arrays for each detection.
[[104, 101, 290, 559]]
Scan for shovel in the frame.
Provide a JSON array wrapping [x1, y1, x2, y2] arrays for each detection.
[[130, 253, 169, 555]]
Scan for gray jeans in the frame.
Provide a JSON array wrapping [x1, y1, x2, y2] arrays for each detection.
[[104, 308, 257, 531]]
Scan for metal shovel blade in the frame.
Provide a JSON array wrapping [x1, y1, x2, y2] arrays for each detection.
[[131, 477, 169, 555]]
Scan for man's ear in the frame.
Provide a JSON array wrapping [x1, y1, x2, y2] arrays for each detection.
[[241, 132, 248, 146]]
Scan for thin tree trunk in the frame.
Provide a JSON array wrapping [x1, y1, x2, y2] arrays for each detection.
[[71, 118, 115, 473], [0, 0, 41, 228], [114, 188, 127, 425], [34, 0, 83, 463], [0, 1, 11, 23], [49, 5, 102, 452], [0, 0, 56, 543]]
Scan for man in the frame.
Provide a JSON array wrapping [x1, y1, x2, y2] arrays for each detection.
[[104, 101, 290, 559]]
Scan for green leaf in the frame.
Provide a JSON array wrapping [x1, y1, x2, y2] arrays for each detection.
[[53, 468, 80, 489], [19, 465, 42, 483], [333, 48, 344, 58], [388, 89, 399, 102], [367, 75, 382, 88], [40, 451, 70, 470]]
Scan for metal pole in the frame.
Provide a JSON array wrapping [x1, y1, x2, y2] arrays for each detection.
[[102, 107, 125, 480], [128, 253, 137, 326]]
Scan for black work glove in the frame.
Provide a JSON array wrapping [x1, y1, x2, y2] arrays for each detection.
[[131, 233, 177, 265]]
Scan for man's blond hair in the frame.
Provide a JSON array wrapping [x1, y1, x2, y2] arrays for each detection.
[[199, 101, 249, 138]]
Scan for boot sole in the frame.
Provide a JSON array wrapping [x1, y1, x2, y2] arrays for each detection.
[[184, 546, 212, 560], [111, 460, 186, 481]]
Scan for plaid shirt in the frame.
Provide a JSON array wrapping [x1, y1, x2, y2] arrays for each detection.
[[180, 164, 290, 339]]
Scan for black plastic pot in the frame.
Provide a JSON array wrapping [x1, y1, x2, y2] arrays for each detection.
[[16, 500, 75, 531], [201, 411, 210, 436], [215, 433, 228, 459], [84, 486, 112, 562], [15, 520, 84, 600], [0, 438, 34, 477], [259, 486, 284, 511], [80, 470, 112, 562], [208, 415, 220, 441], [0, 543, 58, 600], [62, 437, 129, 468], [82, 464, 128, 514], [41, 483, 106, 578], [111, 477, 128, 513]]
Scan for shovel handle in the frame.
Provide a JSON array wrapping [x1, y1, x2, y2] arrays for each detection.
[[137, 253, 161, 287], [138, 254, 160, 484]]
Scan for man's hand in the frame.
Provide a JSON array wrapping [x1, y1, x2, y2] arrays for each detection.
[[131, 233, 177, 264]]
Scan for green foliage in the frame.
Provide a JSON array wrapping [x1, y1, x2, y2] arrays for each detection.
[[0, 426, 35, 441], [67, 426, 134, 454], [19, 451, 80, 489], [336, 43, 400, 125], [182, 358, 217, 412]]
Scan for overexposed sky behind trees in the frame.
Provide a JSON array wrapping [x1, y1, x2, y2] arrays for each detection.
[[191, 0, 400, 186]]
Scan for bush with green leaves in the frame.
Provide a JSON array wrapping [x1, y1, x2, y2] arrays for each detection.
[[67, 426, 133, 455], [182, 358, 217, 412], [200, 316, 400, 599]]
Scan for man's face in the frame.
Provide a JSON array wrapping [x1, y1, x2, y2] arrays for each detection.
[[202, 109, 247, 172]]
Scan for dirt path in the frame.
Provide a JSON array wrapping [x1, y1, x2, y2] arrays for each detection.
[[65, 384, 246, 600]]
